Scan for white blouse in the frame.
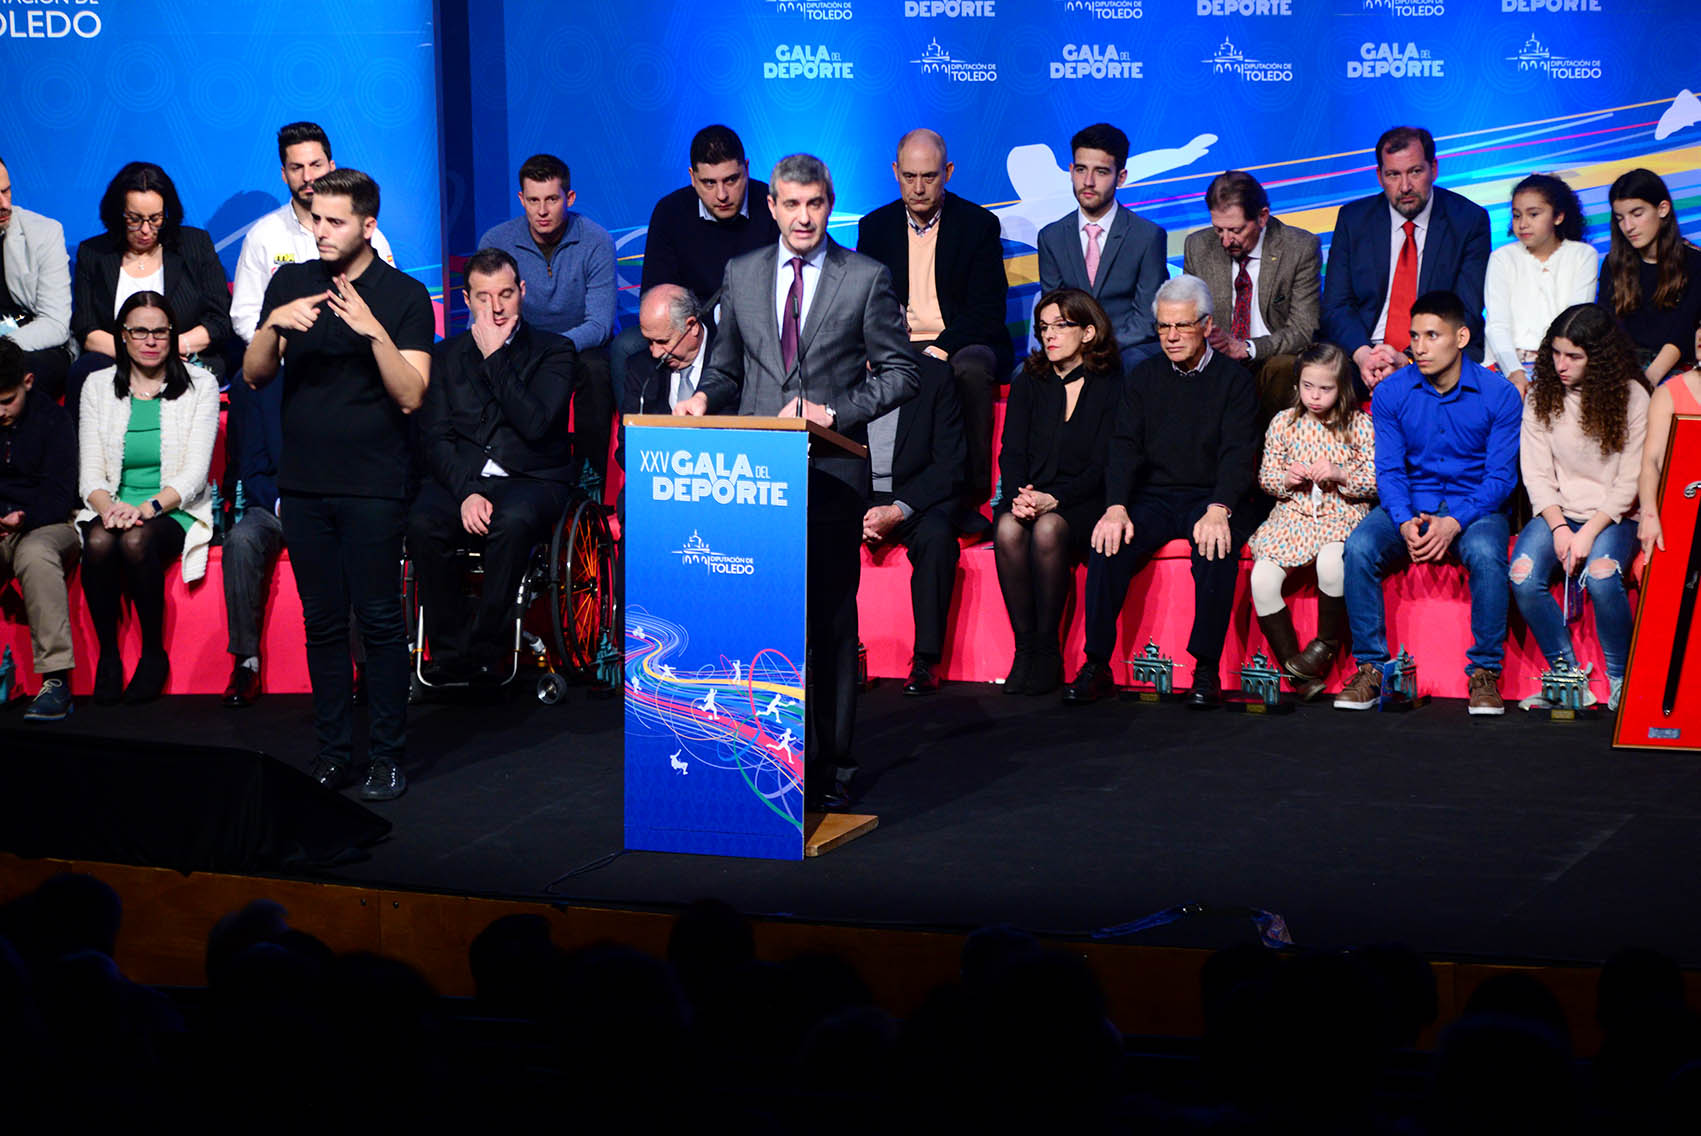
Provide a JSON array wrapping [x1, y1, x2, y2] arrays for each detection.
[[1483, 238, 1598, 377]]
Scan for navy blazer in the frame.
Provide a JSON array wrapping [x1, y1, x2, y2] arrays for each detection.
[[856, 192, 1013, 380], [1036, 205, 1167, 370], [1321, 185, 1490, 362]]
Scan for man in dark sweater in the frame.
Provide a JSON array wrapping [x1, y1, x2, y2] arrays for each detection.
[[1064, 275, 1260, 708], [0, 338, 80, 720], [609, 126, 780, 424]]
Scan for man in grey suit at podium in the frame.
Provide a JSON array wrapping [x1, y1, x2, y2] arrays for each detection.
[[676, 153, 919, 810]]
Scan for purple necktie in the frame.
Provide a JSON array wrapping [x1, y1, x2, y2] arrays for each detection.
[[781, 256, 804, 374]]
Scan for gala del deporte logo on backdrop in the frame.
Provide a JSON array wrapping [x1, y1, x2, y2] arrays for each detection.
[[1202, 35, 1295, 82], [910, 37, 998, 81], [0, 0, 104, 39]]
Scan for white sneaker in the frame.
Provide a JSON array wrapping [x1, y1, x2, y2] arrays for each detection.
[[1608, 675, 1625, 712]]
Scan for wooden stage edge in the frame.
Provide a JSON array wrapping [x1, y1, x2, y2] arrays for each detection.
[[3, 852, 1695, 1056]]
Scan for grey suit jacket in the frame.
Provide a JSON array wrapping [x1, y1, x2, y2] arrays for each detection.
[[1182, 214, 1321, 360], [1, 206, 73, 353], [697, 238, 919, 496], [1037, 205, 1168, 369]]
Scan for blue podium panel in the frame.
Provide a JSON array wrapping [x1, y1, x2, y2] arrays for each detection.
[[624, 423, 810, 859]]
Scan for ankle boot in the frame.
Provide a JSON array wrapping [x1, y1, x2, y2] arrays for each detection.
[[1024, 640, 1065, 696], [1289, 592, 1348, 681], [1004, 633, 1034, 695], [1258, 608, 1326, 701]]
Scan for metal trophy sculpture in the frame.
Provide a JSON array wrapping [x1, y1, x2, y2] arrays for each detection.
[[0, 645, 16, 708], [1227, 649, 1294, 714], [1378, 646, 1426, 711], [1124, 639, 1184, 702], [1529, 658, 1602, 721]]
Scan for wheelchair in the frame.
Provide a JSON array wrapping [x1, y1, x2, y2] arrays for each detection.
[[401, 489, 618, 704]]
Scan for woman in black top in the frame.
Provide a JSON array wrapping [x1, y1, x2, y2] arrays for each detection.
[[994, 288, 1122, 695], [1598, 168, 1701, 385], [68, 162, 231, 405]]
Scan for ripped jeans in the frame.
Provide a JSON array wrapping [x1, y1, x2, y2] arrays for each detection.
[[1508, 515, 1638, 679]]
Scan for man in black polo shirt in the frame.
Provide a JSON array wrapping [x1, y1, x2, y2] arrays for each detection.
[[242, 168, 433, 801], [1064, 274, 1259, 709]]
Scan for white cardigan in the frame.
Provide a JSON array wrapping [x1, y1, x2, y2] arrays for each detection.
[[77, 363, 220, 583]]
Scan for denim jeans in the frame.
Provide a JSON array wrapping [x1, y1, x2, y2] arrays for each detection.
[[1343, 505, 1511, 675], [1509, 515, 1638, 679]]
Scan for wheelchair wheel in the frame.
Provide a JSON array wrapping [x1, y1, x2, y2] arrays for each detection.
[[536, 672, 569, 705], [550, 496, 616, 677]]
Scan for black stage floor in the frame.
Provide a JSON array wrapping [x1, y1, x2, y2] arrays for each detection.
[[13, 681, 1701, 965]]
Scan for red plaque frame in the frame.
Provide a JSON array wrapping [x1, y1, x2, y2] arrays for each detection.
[[1615, 414, 1701, 752]]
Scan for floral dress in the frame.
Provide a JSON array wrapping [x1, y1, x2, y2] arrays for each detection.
[[1246, 409, 1377, 567]]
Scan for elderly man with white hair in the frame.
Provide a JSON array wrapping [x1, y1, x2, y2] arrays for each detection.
[[1062, 274, 1261, 708]]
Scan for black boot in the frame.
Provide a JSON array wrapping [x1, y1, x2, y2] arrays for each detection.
[[1025, 641, 1065, 696], [1003, 633, 1034, 695], [1257, 607, 1322, 699]]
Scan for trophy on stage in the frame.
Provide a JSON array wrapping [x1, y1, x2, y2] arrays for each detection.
[[1379, 646, 1426, 711], [1227, 649, 1295, 714], [1125, 639, 1184, 702], [0, 645, 16, 708], [1528, 658, 1603, 721]]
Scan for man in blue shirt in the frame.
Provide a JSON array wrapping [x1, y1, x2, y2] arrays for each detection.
[[1335, 290, 1522, 715], [479, 154, 616, 491]]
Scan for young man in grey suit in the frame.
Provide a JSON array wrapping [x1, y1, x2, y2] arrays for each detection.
[[1036, 123, 1168, 372], [676, 153, 919, 809], [1183, 170, 1321, 425]]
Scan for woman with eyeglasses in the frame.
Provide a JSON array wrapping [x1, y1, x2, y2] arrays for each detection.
[[993, 288, 1122, 695], [67, 161, 230, 408], [76, 291, 219, 703]]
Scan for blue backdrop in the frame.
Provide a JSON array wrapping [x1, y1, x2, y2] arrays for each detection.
[[460, 0, 1701, 338], [0, 0, 443, 299]]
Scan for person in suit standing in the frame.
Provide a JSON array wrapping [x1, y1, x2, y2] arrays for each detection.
[[857, 129, 1010, 530], [1037, 123, 1168, 372], [861, 355, 967, 696], [676, 153, 919, 809], [1323, 126, 1491, 396], [1183, 170, 1321, 424]]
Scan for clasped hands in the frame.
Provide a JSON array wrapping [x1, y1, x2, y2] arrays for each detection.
[[1282, 458, 1345, 492], [1008, 484, 1057, 521], [1091, 503, 1232, 560], [1400, 513, 1462, 563]]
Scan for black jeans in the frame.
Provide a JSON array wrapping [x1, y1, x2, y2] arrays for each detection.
[[281, 493, 409, 769], [406, 477, 570, 662]]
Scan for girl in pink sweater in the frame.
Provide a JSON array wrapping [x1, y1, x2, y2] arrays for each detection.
[[1510, 304, 1650, 711]]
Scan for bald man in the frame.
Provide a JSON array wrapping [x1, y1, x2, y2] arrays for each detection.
[[858, 129, 1010, 532], [625, 283, 711, 417]]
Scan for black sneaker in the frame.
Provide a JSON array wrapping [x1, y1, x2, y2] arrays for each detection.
[[23, 677, 74, 722], [360, 758, 407, 801]]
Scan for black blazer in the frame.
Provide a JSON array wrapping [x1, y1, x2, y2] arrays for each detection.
[[887, 353, 965, 517], [623, 323, 715, 418], [71, 227, 232, 353], [856, 191, 1012, 379], [420, 320, 578, 501], [995, 364, 1121, 513]]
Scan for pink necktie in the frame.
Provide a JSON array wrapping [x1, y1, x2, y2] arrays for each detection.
[[1084, 223, 1103, 287]]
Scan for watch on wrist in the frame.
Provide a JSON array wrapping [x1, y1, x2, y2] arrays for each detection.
[[149, 498, 163, 517]]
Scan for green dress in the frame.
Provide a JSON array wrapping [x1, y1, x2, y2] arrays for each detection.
[[115, 397, 192, 534]]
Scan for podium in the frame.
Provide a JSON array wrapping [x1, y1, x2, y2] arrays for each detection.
[[622, 415, 878, 859]]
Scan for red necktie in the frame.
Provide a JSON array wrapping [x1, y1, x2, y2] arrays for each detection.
[[781, 256, 804, 374], [1231, 257, 1252, 342], [1384, 220, 1418, 351]]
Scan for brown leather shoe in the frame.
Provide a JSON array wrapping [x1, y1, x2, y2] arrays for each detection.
[[1333, 663, 1381, 710], [1467, 669, 1505, 716]]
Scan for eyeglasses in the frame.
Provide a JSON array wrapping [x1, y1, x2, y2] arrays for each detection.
[[1034, 320, 1082, 335], [123, 212, 166, 231], [123, 325, 171, 341], [1155, 318, 1207, 334]]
